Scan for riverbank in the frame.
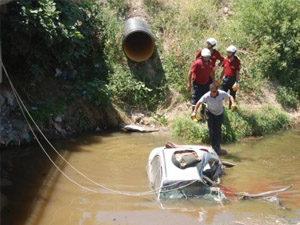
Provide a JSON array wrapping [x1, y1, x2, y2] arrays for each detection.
[[166, 82, 299, 145], [0, 79, 125, 148], [1, 0, 299, 149], [1, 78, 299, 149]]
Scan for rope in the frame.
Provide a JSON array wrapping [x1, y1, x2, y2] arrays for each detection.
[[0, 59, 199, 196]]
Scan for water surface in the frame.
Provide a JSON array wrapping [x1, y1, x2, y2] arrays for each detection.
[[1, 129, 300, 225]]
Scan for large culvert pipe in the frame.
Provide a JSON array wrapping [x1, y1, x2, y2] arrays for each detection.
[[122, 18, 155, 62]]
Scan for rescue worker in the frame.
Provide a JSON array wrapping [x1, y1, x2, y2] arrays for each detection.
[[195, 38, 224, 70], [187, 48, 216, 111], [219, 45, 241, 108], [191, 83, 237, 155]]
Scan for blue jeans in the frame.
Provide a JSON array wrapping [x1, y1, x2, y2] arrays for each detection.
[[192, 81, 210, 106], [221, 76, 236, 99], [206, 110, 224, 150]]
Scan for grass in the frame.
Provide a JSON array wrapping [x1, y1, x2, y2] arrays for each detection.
[[276, 86, 299, 110], [172, 115, 209, 144], [172, 105, 291, 145]]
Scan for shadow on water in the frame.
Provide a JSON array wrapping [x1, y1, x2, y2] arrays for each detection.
[[223, 152, 255, 163], [0, 130, 121, 225], [0, 143, 71, 225], [223, 153, 244, 162]]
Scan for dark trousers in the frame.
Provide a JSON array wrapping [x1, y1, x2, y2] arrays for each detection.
[[206, 110, 224, 150], [221, 76, 236, 99], [192, 81, 210, 106]]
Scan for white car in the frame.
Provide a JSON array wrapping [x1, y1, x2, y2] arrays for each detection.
[[147, 144, 225, 200]]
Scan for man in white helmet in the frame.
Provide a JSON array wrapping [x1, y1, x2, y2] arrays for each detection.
[[187, 48, 216, 111], [195, 38, 224, 70], [219, 45, 241, 108]]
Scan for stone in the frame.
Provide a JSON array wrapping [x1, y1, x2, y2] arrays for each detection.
[[53, 122, 67, 135], [55, 115, 63, 123], [131, 113, 145, 123], [2, 90, 15, 107]]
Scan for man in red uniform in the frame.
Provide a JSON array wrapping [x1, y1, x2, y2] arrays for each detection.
[[219, 45, 241, 108], [187, 48, 216, 110], [195, 38, 224, 70]]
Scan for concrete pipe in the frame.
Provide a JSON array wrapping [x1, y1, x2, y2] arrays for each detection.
[[122, 18, 155, 62]]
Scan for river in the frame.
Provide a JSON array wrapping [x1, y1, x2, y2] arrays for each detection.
[[1, 129, 300, 225]]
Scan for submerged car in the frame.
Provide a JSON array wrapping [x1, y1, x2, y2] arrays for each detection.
[[147, 143, 226, 200]]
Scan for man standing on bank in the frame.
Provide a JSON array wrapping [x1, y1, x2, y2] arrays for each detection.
[[220, 45, 241, 108], [191, 84, 237, 155], [187, 48, 216, 111]]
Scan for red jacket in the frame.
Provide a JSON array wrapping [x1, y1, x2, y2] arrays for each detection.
[[195, 49, 224, 67], [223, 56, 241, 77], [190, 59, 213, 84]]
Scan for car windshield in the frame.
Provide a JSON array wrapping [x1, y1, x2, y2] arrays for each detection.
[[159, 181, 213, 199]]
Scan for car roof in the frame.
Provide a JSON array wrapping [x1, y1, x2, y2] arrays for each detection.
[[162, 148, 201, 181], [155, 146, 214, 182]]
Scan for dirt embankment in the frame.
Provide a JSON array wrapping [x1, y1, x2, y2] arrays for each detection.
[[1, 0, 299, 148], [0, 78, 124, 148]]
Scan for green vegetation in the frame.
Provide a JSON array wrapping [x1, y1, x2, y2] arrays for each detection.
[[30, 98, 65, 126], [1, 0, 299, 140], [173, 106, 291, 144], [143, 0, 300, 96], [276, 86, 298, 110], [144, 0, 222, 98], [230, 0, 300, 94], [2, 0, 110, 111], [143, 0, 298, 143], [4, 0, 106, 80], [80, 78, 111, 107], [153, 114, 168, 125], [108, 65, 153, 107], [173, 117, 209, 144]]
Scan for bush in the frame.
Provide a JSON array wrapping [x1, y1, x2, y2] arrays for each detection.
[[276, 86, 298, 109], [162, 53, 186, 92], [108, 65, 153, 108], [172, 115, 209, 144], [229, 0, 300, 94], [30, 98, 65, 126], [153, 114, 168, 125], [81, 78, 111, 107], [3, 0, 107, 79], [222, 109, 251, 142], [239, 105, 291, 136], [172, 106, 291, 145]]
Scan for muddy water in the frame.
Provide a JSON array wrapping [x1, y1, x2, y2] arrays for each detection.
[[1, 129, 300, 225]]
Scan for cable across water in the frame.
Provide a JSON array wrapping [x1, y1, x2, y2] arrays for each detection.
[[1, 60, 199, 196]]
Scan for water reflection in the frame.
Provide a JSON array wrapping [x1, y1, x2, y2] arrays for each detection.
[[1, 129, 300, 225]]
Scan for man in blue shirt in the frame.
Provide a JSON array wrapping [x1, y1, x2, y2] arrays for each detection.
[[191, 84, 237, 155]]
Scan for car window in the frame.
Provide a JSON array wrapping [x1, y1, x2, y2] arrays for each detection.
[[160, 181, 211, 199]]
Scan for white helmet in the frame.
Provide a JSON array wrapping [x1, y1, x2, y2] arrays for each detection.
[[206, 38, 217, 46], [201, 48, 211, 57], [226, 45, 237, 53]]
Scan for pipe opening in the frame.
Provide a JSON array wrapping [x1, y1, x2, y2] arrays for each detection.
[[123, 31, 155, 62]]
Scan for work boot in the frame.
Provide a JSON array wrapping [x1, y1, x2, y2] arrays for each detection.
[[214, 146, 227, 156], [216, 149, 227, 156]]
